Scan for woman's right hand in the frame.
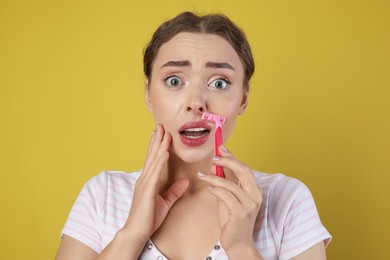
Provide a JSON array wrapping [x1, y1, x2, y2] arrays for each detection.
[[94, 125, 189, 259], [122, 124, 189, 243]]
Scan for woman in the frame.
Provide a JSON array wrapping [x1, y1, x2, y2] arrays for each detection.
[[56, 12, 331, 260]]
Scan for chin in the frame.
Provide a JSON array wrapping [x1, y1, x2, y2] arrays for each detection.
[[169, 142, 212, 165]]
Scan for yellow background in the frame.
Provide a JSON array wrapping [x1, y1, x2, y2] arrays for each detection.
[[0, 0, 389, 259]]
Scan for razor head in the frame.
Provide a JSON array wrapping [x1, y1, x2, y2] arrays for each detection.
[[201, 112, 226, 125]]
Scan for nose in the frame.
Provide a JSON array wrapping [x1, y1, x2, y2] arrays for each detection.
[[185, 85, 207, 114], [186, 102, 205, 113]]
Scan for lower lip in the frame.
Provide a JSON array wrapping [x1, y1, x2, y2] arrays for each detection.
[[179, 133, 210, 147]]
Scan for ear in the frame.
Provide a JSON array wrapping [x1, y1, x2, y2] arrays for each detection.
[[238, 89, 249, 115], [144, 78, 153, 112]]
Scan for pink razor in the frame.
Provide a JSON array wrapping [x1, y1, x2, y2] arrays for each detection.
[[201, 112, 226, 178]]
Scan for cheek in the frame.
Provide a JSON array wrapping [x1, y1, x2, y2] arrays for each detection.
[[222, 117, 238, 141], [215, 107, 239, 141], [212, 98, 243, 139], [212, 96, 242, 118], [152, 100, 168, 119], [150, 93, 178, 123]]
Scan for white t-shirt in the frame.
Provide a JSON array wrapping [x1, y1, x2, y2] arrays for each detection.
[[61, 170, 331, 260]]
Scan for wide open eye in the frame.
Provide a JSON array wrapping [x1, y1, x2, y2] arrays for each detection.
[[209, 78, 230, 90], [164, 76, 183, 88]]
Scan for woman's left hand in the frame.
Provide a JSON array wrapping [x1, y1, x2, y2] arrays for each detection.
[[197, 145, 263, 259]]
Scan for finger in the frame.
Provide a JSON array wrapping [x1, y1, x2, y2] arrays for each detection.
[[142, 130, 171, 184], [212, 156, 258, 192], [162, 178, 189, 209], [143, 124, 165, 174], [137, 128, 159, 184], [145, 133, 172, 184], [145, 128, 157, 161], [141, 150, 170, 198], [198, 172, 252, 206], [218, 144, 234, 158], [207, 186, 242, 215], [146, 132, 171, 179], [138, 129, 170, 190]]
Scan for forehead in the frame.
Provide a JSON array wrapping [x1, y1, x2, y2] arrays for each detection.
[[153, 32, 243, 70]]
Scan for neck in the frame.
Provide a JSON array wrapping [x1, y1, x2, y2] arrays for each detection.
[[160, 152, 213, 194]]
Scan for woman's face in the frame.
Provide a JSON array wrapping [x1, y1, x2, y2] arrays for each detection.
[[145, 32, 248, 164]]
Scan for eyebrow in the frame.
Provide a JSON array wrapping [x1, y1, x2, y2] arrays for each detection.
[[161, 60, 235, 71], [206, 61, 235, 71], [161, 60, 191, 68]]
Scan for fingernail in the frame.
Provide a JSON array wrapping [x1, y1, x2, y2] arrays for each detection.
[[197, 171, 206, 177], [220, 145, 228, 152], [213, 156, 221, 161], [156, 124, 159, 131], [151, 130, 156, 136], [208, 186, 214, 190]]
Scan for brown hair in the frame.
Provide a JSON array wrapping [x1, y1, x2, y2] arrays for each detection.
[[143, 12, 255, 90]]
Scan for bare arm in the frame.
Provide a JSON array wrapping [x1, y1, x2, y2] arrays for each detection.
[[291, 241, 327, 260], [56, 231, 145, 260], [55, 235, 97, 260], [220, 241, 326, 260], [56, 234, 326, 260], [55, 125, 188, 260]]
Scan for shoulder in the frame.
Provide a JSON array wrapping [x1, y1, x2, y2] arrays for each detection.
[[61, 170, 142, 253], [83, 170, 141, 191], [77, 170, 142, 208], [252, 170, 308, 195], [251, 171, 331, 258], [252, 171, 316, 216]]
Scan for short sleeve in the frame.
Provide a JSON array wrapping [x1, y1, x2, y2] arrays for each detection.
[[61, 171, 108, 253], [271, 177, 331, 259]]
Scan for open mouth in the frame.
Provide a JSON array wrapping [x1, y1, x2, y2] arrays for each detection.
[[178, 121, 212, 147], [180, 127, 210, 139]]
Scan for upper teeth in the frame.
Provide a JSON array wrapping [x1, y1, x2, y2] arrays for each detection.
[[185, 128, 207, 132]]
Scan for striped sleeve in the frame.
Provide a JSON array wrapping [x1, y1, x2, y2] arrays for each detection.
[[61, 171, 108, 253], [271, 176, 331, 260]]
